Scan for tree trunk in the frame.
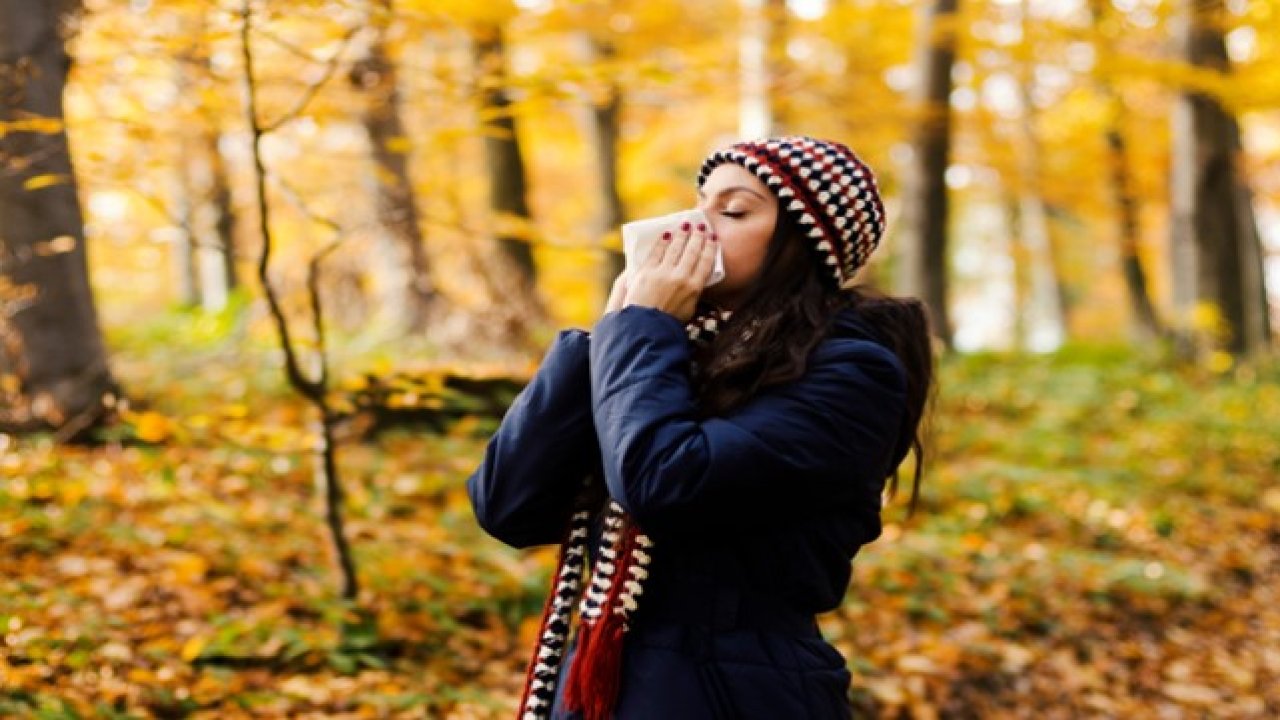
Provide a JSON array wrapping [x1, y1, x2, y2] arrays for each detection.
[[1088, 0, 1162, 343], [1171, 0, 1271, 357], [205, 124, 238, 306], [181, 125, 238, 313], [1013, 169, 1062, 351], [1105, 122, 1163, 343], [1003, 194, 1028, 349], [765, 0, 789, 135], [173, 167, 201, 307], [352, 0, 436, 333], [581, 34, 626, 293], [1011, 0, 1065, 351], [0, 0, 115, 435], [1235, 178, 1272, 351], [173, 36, 204, 310], [169, 12, 238, 314], [739, 0, 788, 138], [895, 0, 957, 348], [471, 24, 540, 301]]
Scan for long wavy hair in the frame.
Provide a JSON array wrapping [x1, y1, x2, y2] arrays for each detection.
[[693, 213, 937, 515]]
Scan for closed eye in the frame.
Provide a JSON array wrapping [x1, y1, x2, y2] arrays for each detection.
[[721, 211, 746, 218]]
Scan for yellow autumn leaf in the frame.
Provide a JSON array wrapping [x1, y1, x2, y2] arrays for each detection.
[[0, 117, 63, 136], [133, 411, 173, 442], [517, 614, 543, 649], [384, 135, 412, 154], [402, 0, 517, 25], [221, 403, 249, 419], [444, 485, 473, 516], [22, 174, 70, 191], [170, 552, 209, 583], [1263, 488, 1280, 514], [180, 634, 208, 663], [0, 374, 19, 395], [1207, 350, 1234, 374], [58, 481, 87, 506], [341, 375, 369, 392], [1189, 302, 1222, 332]]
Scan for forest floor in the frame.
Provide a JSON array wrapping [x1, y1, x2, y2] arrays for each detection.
[[3, 327, 1279, 718]]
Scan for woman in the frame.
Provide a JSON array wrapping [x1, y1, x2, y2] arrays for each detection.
[[468, 136, 935, 719]]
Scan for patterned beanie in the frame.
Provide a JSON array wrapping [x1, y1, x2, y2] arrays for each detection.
[[696, 135, 887, 287]]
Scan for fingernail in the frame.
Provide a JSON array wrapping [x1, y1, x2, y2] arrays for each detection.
[[681, 222, 691, 231], [661, 231, 672, 241], [696, 223, 706, 232], [710, 232, 718, 242]]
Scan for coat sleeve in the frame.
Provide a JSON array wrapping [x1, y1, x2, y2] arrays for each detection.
[[588, 305, 907, 540], [466, 328, 600, 549]]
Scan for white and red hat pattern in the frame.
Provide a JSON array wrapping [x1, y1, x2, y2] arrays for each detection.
[[696, 135, 887, 288]]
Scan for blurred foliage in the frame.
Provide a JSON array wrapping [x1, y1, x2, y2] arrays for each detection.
[[3, 344, 1279, 717], [59, 0, 1280, 343]]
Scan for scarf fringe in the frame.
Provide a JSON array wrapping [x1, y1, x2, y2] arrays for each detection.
[[563, 521, 637, 719], [563, 613, 627, 719]]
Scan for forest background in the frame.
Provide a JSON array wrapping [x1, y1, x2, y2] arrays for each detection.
[[2, 0, 1280, 717]]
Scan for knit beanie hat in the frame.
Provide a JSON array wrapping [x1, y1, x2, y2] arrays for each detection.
[[696, 135, 887, 287]]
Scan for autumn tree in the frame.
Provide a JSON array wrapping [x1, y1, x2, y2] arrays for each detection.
[[580, 33, 627, 287], [896, 0, 959, 348], [737, 0, 791, 137], [1170, 0, 1272, 357], [350, 0, 437, 333], [471, 21, 544, 318], [1087, 0, 1163, 343], [173, 12, 240, 312], [1008, 0, 1066, 350], [0, 0, 116, 436]]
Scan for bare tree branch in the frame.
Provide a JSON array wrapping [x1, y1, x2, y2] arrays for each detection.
[[240, 0, 322, 402], [261, 23, 363, 133], [239, 0, 360, 606]]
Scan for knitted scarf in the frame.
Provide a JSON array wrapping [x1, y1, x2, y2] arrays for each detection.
[[516, 303, 732, 720]]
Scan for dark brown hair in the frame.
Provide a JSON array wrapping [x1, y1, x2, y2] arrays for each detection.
[[693, 214, 937, 515]]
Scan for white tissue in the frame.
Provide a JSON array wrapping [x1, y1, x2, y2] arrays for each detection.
[[621, 208, 726, 287]]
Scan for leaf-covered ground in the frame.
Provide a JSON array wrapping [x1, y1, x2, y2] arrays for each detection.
[[3, 337, 1279, 718]]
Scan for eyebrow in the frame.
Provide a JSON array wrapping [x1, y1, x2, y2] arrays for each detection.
[[697, 185, 769, 201]]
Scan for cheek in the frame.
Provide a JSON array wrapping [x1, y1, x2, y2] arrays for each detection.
[[722, 227, 771, 280], [742, 222, 773, 264]]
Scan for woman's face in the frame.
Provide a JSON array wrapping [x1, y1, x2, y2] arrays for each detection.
[[696, 163, 779, 311]]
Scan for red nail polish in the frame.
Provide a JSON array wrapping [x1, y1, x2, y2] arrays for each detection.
[[696, 223, 707, 232], [710, 233, 718, 242], [681, 222, 691, 231], [661, 231, 672, 241]]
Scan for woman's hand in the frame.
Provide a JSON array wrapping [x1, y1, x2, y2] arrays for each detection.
[[622, 221, 718, 324], [604, 269, 630, 315]]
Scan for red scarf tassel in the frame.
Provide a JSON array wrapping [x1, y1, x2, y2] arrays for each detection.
[[562, 527, 637, 720]]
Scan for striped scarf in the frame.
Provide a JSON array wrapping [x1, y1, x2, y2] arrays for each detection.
[[516, 304, 732, 720]]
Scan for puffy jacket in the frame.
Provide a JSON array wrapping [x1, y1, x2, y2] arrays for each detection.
[[467, 304, 909, 719]]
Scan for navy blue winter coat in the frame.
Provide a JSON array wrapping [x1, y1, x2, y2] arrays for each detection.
[[467, 304, 911, 719]]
